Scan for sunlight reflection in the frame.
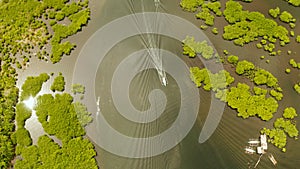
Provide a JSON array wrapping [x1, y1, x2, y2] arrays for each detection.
[[23, 96, 36, 110]]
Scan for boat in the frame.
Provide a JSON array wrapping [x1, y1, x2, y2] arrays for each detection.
[[268, 154, 277, 166], [245, 146, 256, 154], [248, 139, 260, 146]]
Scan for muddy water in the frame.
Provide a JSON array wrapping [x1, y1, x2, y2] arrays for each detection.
[[17, 0, 300, 168]]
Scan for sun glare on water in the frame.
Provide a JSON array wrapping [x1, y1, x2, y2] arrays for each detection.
[[23, 96, 36, 110]]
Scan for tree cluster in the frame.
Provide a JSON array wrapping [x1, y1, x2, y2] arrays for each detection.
[[50, 72, 65, 92], [261, 107, 298, 152], [195, 1, 222, 26], [296, 35, 300, 43], [279, 11, 296, 23], [14, 135, 98, 169], [234, 59, 280, 89], [269, 7, 280, 18], [294, 82, 300, 94], [182, 36, 215, 59], [270, 89, 283, 101], [226, 83, 278, 121], [0, 60, 19, 168], [35, 93, 85, 141], [222, 0, 290, 49], [227, 55, 239, 65], [14, 73, 97, 168], [283, 0, 300, 6], [190, 67, 235, 91], [0, 0, 90, 64], [289, 59, 300, 69], [196, 8, 215, 26], [253, 68, 278, 88], [20, 73, 49, 101], [50, 8, 91, 63], [283, 107, 297, 119], [235, 60, 255, 75], [180, 0, 204, 12]]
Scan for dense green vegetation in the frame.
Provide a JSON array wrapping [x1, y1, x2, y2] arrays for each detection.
[[15, 103, 32, 129], [0, 0, 90, 64], [282, 0, 300, 7], [180, 0, 222, 26], [0, 60, 19, 168], [182, 36, 215, 59], [180, 0, 204, 12], [14, 135, 97, 169], [211, 27, 218, 35], [227, 55, 239, 65], [232, 58, 280, 89], [50, 7, 90, 63], [195, 1, 222, 26], [0, 0, 92, 168], [35, 93, 85, 140], [186, 37, 282, 121], [269, 7, 280, 18], [50, 72, 65, 92], [14, 73, 97, 168], [294, 82, 300, 94], [289, 58, 300, 69], [296, 35, 300, 43], [222, 0, 290, 50], [226, 83, 278, 121], [20, 73, 49, 101], [190, 67, 235, 91], [261, 107, 298, 152], [279, 11, 296, 23], [283, 107, 297, 119], [270, 89, 283, 101], [190, 64, 279, 121]]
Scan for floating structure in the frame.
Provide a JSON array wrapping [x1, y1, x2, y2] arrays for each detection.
[[245, 134, 277, 168], [260, 134, 268, 151]]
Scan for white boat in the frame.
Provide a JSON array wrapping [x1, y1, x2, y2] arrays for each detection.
[[245, 146, 256, 154], [248, 139, 260, 145], [161, 76, 168, 86]]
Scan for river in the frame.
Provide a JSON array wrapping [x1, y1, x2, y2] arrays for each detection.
[[18, 0, 300, 168]]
